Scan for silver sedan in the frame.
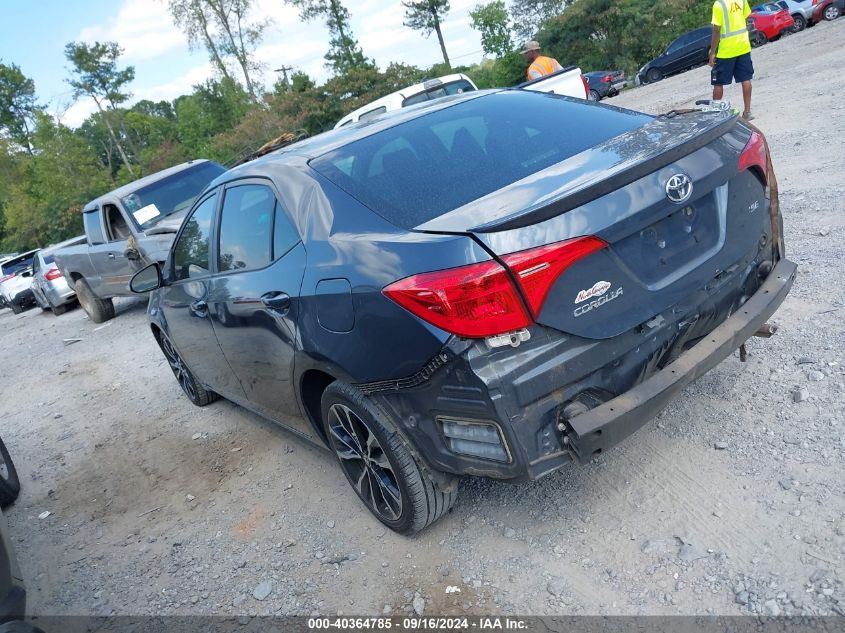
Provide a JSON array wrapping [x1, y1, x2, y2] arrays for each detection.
[[30, 236, 85, 316]]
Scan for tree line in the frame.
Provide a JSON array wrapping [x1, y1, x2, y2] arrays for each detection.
[[0, 0, 715, 252]]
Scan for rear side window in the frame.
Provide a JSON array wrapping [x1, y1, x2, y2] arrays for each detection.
[[402, 79, 476, 107], [218, 185, 274, 272], [311, 91, 651, 229], [172, 193, 217, 281], [358, 106, 387, 122]]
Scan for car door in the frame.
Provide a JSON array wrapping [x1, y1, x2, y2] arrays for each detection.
[[87, 203, 137, 296], [205, 180, 311, 439], [660, 35, 687, 74], [29, 254, 44, 304], [158, 190, 246, 400], [679, 29, 710, 68]]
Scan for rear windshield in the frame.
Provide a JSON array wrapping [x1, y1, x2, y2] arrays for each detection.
[[311, 91, 651, 229], [121, 162, 226, 230], [43, 254, 55, 265], [0, 255, 34, 275]]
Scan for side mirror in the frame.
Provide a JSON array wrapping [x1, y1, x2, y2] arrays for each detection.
[[130, 263, 162, 294]]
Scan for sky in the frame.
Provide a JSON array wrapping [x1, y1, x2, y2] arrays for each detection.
[[0, 0, 488, 128]]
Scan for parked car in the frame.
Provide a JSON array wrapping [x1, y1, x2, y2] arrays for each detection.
[[749, 4, 795, 46], [584, 70, 626, 101], [773, 0, 816, 30], [638, 26, 712, 84], [0, 252, 38, 315], [1, 437, 32, 629], [131, 89, 794, 534], [811, 0, 844, 21], [30, 236, 86, 316], [335, 74, 479, 128], [53, 160, 226, 323]]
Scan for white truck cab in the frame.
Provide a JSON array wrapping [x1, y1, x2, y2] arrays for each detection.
[[334, 68, 589, 129]]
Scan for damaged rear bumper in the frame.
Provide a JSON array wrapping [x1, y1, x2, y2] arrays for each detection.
[[368, 257, 796, 483], [563, 258, 796, 462]]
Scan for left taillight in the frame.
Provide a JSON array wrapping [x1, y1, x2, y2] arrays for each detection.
[[501, 236, 608, 318], [383, 236, 607, 338], [45, 266, 64, 281], [738, 129, 768, 185]]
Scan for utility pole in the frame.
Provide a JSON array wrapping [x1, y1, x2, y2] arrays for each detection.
[[273, 66, 294, 91]]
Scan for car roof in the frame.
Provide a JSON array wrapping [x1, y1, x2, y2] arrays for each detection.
[[40, 235, 86, 255], [83, 160, 214, 211], [215, 89, 496, 187]]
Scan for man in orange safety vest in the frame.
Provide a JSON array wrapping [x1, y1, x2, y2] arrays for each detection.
[[521, 40, 563, 81]]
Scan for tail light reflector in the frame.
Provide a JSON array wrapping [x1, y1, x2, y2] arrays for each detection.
[[501, 236, 608, 318], [601, 74, 613, 83], [45, 267, 64, 281], [738, 129, 768, 185], [383, 261, 530, 338]]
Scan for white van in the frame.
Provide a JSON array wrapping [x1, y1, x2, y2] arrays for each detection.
[[334, 74, 478, 129]]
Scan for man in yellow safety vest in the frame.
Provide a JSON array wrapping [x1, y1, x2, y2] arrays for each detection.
[[709, 0, 754, 119], [521, 40, 563, 81]]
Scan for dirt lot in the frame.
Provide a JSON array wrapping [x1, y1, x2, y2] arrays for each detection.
[[2, 19, 844, 619]]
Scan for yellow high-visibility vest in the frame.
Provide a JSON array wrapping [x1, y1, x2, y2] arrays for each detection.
[[712, 0, 751, 58]]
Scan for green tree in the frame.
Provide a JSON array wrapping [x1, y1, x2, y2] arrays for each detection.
[[64, 41, 137, 176], [402, 0, 452, 68], [174, 77, 253, 159], [510, 0, 568, 42], [0, 62, 39, 153], [470, 0, 514, 58], [287, 0, 372, 75], [168, 0, 267, 101]]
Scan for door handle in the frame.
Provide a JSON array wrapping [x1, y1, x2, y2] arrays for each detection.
[[190, 299, 208, 318], [261, 291, 291, 311], [107, 253, 116, 259]]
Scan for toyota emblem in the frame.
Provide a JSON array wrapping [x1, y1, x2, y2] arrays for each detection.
[[665, 173, 693, 204]]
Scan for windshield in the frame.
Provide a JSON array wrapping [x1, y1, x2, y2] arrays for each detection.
[[311, 91, 651, 230], [0, 254, 34, 276], [121, 162, 226, 229]]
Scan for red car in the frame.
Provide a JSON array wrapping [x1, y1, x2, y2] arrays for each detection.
[[748, 3, 795, 46], [811, 0, 844, 22]]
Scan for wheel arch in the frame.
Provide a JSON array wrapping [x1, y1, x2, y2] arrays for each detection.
[[299, 368, 337, 446]]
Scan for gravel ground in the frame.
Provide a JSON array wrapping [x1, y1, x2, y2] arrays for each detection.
[[1, 19, 843, 619]]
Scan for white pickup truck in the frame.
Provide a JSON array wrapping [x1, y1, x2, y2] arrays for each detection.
[[334, 67, 588, 129]]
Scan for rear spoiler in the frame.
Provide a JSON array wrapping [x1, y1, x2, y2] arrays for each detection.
[[469, 112, 740, 233], [514, 65, 579, 90]]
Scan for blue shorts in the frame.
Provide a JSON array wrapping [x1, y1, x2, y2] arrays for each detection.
[[711, 52, 754, 85]]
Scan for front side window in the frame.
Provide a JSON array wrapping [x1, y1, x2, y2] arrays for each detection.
[[172, 193, 217, 281], [218, 185, 275, 272]]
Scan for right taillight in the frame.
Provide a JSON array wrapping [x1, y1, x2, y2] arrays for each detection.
[[738, 129, 768, 185], [383, 260, 531, 338]]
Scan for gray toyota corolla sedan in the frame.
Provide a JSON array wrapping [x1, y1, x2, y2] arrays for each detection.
[[131, 90, 795, 533]]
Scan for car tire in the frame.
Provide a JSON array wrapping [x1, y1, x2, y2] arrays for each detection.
[[589, 89, 601, 101], [320, 381, 457, 534], [52, 302, 69, 316], [10, 303, 22, 315], [0, 436, 21, 507], [74, 278, 114, 323], [156, 331, 219, 407], [646, 68, 663, 83], [791, 14, 806, 30], [824, 5, 840, 19], [751, 31, 768, 47]]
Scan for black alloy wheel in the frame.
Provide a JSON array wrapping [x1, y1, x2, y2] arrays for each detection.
[[326, 403, 403, 522], [320, 381, 456, 534], [158, 333, 218, 406]]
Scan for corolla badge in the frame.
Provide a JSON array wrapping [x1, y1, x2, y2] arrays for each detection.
[[665, 173, 693, 204], [575, 281, 612, 304]]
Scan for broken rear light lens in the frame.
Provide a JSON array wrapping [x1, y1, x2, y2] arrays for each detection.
[[383, 260, 531, 338], [738, 129, 768, 186], [501, 236, 608, 318], [45, 267, 64, 281]]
